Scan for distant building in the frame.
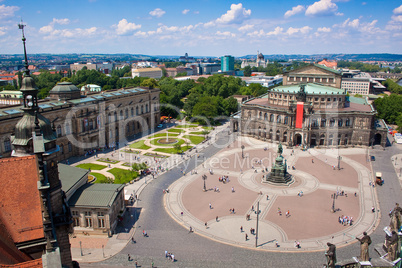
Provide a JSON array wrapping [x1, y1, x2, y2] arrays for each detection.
[[242, 75, 283, 87], [132, 61, 158, 69], [202, 63, 221, 75], [241, 51, 269, 68], [317, 59, 337, 70], [0, 90, 23, 107], [221, 55, 235, 72], [81, 84, 102, 93], [179, 53, 195, 62], [70, 62, 114, 74], [131, 67, 163, 79]]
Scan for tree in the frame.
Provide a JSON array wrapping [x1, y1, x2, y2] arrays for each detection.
[[222, 97, 239, 115], [174, 143, 182, 153], [244, 66, 252, 77], [140, 78, 159, 89]]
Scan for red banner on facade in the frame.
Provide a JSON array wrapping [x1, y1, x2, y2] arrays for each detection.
[[296, 102, 304, 129]]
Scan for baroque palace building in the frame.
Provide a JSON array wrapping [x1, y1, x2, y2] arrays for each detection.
[[0, 82, 160, 161], [231, 64, 387, 148]]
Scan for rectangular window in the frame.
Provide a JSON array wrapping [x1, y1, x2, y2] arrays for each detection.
[[72, 211, 79, 216], [73, 218, 80, 227], [85, 211, 92, 216], [97, 212, 104, 216], [86, 218, 92, 228], [98, 218, 105, 228]]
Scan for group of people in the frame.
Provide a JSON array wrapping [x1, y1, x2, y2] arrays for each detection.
[[165, 251, 175, 262], [218, 175, 230, 183], [338, 215, 353, 226]]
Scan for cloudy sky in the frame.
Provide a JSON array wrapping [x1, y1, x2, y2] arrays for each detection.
[[1, 0, 402, 56]]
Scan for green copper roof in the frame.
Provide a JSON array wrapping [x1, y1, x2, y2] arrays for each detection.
[[271, 83, 345, 95], [68, 183, 124, 208], [58, 164, 89, 194]]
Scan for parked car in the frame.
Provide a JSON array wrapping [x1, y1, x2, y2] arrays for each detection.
[[370, 155, 375, 161]]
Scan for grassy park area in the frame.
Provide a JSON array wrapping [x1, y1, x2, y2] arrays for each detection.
[[129, 140, 151, 150], [108, 168, 139, 184], [183, 135, 205, 145], [91, 172, 112, 183], [76, 163, 107, 170]]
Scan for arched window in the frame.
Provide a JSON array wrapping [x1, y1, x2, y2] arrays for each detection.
[[136, 106, 139, 115], [270, 114, 274, 122], [277, 115, 281, 123], [345, 118, 350, 127], [114, 111, 117, 122], [312, 119, 318, 127], [259, 112, 262, 119], [60, 144, 64, 154], [284, 116, 288, 125], [145, 104, 148, 113], [4, 138, 11, 152], [321, 119, 326, 127], [141, 105, 144, 114], [131, 107, 134, 117], [108, 113, 112, 123], [338, 119, 343, 127], [65, 122, 71, 135], [68, 142, 72, 152], [120, 110, 123, 120], [264, 113, 268, 121], [125, 109, 128, 119], [330, 119, 335, 127], [57, 125, 62, 137]]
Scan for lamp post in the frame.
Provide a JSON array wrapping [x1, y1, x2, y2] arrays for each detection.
[[202, 174, 207, 192], [80, 241, 83, 256], [241, 145, 245, 159], [337, 156, 342, 170], [102, 245, 105, 258], [331, 193, 336, 213], [255, 201, 260, 247]]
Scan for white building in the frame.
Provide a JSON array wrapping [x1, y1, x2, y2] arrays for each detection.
[[341, 72, 374, 95], [243, 75, 283, 87], [132, 67, 163, 79]]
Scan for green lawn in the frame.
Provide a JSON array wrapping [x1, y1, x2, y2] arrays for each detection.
[[129, 140, 151, 150], [183, 135, 205, 145], [144, 152, 169, 158], [76, 163, 107, 170], [175, 124, 199, 128], [189, 131, 209, 135], [91, 172, 113, 183], [96, 158, 119, 164], [121, 149, 141, 154], [150, 138, 185, 147], [108, 168, 139, 184], [153, 145, 192, 154], [167, 128, 186, 133], [150, 133, 179, 138], [202, 126, 214, 130]]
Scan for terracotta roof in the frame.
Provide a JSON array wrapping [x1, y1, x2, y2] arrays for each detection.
[[0, 259, 42, 267], [0, 156, 44, 244], [318, 60, 337, 69]]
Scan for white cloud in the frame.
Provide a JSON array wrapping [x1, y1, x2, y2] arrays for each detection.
[[317, 27, 331, 32], [286, 26, 312, 35], [216, 3, 251, 24], [362, 2, 367, 5], [391, 15, 402, 23], [247, 29, 265, 37], [393, 5, 402, 14], [52, 18, 70, 25], [267, 26, 284, 36], [0, 26, 6, 36], [238, 24, 254, 32], [194, 11, 199, 14], [182, 9, 190, 15], [0, 4, 19, 20], [216, 31, 236, 38], [149, 8, 165, 18], [284, 5, 305, 18], [305, 0, 338, 17], [116, 19, 141, 35], [39, 25, 53, 33]]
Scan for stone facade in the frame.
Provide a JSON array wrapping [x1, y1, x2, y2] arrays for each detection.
[[283, 64, 342, 89], [0, 86, 160, 161], [231, 82, 387, 148]]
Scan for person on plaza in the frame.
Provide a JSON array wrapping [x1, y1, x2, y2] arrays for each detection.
[[356, 232, 371, 261], [240, 226, 243, 232], [266, 194, 269, 200], [325, 242, 337, 268], [245, 233, 248, 241], [189, 226, 193, 233], [294, 240, 300, 248], [209, 203, 212, 209], [216, 216, 219, 222], [278, 207, 282, 216], [205, 222, 207, 229], [142, 230, 147, 237], [286, 210, 290, 217], [128, 254, 131, 261], [171, 254, 175, 262], [231, 187, 235, 193]]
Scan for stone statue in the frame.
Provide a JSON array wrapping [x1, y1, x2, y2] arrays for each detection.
[[356, 232, 371, 262], [389, 203, 401, 232], [325, 242, 336, 268], [277, 143, 283, 156], [386, 231, 398, 261]]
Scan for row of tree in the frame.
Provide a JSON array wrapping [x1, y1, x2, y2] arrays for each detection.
[[337, 60, 401, 73], [381, 79, 402, 94], [373, 94, 402, 131]]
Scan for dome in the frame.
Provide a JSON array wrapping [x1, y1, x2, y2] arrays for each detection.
[[20, 75, 37, 92], [50, 82, 79, 93], [49, 82, 81, 100], [258, 53, 264, 60], [12, 111, 57, 146]]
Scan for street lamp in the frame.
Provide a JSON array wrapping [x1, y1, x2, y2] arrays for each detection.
[[331, 193, 336, 213], [202, 174, 207, 192], [80, 241, 83, 256], [255, 201, 260, 248], [102, 245, 105, 258], [337, 156, 342, 170], [241, 145, 245, 159]]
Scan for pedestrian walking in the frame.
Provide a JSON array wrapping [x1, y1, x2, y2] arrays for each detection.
[[209, 203, 212, 209], [128, 254, 131, 261], [245, 234, 248, 241], [286, 210, 290, 217], [240, 226, 243, 232], [205, 222, 207, 229], [216, 216, 219, 221], [266, 194, 269, 200]]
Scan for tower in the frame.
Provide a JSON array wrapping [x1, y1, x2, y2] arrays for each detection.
[[11, 22, 73, 267]]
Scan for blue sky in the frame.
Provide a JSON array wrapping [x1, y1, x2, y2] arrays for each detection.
[[1, 0, 402, 56]]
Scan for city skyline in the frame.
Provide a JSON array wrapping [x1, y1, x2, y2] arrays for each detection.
[[1, 0, 402, 56]]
